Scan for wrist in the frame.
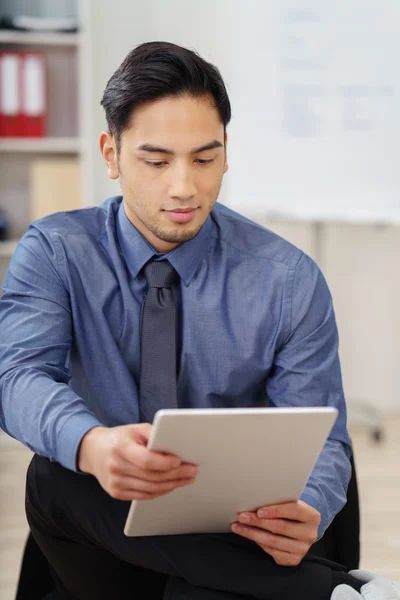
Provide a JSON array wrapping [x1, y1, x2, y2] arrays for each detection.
[[78, 426, 107, 474]]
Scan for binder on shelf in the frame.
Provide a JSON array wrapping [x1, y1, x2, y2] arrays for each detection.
[[30, 158, 82, 222], [21, 52, 46, 137], [0, 52, 47, 138], [0, 52, 23, 137]]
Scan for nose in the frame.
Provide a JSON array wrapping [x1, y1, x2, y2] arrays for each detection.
[[168, 166, 197, 202]]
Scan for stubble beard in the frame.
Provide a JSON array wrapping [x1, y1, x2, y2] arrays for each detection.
[[125, 184, 222, 245]]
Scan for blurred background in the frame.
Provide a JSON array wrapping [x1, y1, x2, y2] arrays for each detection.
[[1, 0, 400, 597]]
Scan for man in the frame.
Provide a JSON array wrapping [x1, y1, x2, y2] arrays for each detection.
[[0, 41, 374, 599]]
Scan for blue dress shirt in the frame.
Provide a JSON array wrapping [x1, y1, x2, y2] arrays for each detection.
[[0, 196, 351, 538]]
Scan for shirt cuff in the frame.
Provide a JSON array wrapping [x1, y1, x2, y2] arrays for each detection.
[[57, 412, 103, 472], [300, 491, 328, 540]]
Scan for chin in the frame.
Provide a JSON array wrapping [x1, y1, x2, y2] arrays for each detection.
[[165, 230, 199, 243], [159, 225, 202, 244]]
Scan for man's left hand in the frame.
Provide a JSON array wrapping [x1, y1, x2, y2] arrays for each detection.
[[231, 500, 320, 567]]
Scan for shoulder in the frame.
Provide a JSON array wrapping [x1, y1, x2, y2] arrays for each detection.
[[211, 203, 305, 269], [29, 196, 120, 241]]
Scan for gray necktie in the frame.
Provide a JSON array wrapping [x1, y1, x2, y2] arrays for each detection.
[[139, 259, 180, 423]]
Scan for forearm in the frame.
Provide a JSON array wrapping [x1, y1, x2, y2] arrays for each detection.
[[0, 365, 102, 471], [300, 438, 352, 539], [77, 425, 108, 474]]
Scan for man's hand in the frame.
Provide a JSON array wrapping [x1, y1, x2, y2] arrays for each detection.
[[78, 424, 197, 500], [231, 500, 320, 566]]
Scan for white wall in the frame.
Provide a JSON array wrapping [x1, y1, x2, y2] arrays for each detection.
[[81, 0, 236, 206], [81, 0, 400, 413], [261, 220, 400, 413]]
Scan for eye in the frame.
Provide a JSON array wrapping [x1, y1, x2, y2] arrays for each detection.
[[196, 159, 214, 165], [146, 161, 168, 168]]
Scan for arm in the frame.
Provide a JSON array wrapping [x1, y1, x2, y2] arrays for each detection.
[[266, 252, 352, 538], [232, 252, 351, 564], [0, 225, 198, 498], [0, 226, 102, 470]]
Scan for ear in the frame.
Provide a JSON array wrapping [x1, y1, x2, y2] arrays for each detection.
[[99, 131, 119, 180], [223, 131, 229, 174]]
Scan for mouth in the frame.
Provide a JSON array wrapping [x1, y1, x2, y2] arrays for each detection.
[[164, 207, 197, 224]]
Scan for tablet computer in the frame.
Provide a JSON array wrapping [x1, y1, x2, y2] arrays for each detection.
[[124, 406, 338, 537]]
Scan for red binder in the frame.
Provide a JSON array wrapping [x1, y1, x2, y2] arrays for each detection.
[[0, 52, 24, 137], [21, 52, 47, 137]]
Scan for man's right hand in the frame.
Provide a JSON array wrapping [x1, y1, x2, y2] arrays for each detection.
[[78, 424, 197, 501]]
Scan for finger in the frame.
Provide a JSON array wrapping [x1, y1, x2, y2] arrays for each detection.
[[112, 475, 196, 497], [109, 488, 158, 501], [110, 455, 198, 482], [135, 463, 198, 482], [231, 524, 308, 556], [125, 443, 184, 472], [130, 423, 153, 444], [122, 477, 194, 494], [256, 501, 318, 524], [259, 518, 316, 545], [237, 513, 313, 543], [259, 545, 303, 567]]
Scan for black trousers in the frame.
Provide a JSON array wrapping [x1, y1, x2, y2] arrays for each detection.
[[25, 454, 345, 600]]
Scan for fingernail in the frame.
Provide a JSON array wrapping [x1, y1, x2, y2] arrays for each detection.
[[172, 459, 181, 468], [187, 467, 197, 477], [258, 510, 268, 518], [239, 513, 251, 523], [232, 524, 243, 533]]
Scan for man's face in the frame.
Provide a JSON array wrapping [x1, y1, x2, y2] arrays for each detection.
[[100, 94, 228, 253]]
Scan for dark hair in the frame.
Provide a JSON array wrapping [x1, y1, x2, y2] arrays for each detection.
[[100, 41, 231, 150]]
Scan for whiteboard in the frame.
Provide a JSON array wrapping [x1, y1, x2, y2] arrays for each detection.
[[223, 0, 400, 223], [87, 0, 400, 222]]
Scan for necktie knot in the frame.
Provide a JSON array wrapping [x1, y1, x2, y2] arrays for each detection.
[[144, 260, 178, 289]]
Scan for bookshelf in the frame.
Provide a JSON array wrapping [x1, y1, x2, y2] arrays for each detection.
[[0, 2, 84, 257], [0, 31, 80, 46], [0, 137, 80, 153]]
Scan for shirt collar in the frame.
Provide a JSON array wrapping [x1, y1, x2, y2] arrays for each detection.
[[116, 201, 213, 286]]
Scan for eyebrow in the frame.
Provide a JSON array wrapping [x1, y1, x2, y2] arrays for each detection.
[[136, 140, 224, 155]]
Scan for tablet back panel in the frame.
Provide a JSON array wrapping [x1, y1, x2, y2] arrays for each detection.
[[124, 407, 338, 537]]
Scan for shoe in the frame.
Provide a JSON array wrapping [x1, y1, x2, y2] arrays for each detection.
[[331, 586, 361, 600], [331, 569, 400, 600]]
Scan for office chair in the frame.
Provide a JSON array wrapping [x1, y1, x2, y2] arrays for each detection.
[[15, 453, 360, 600]]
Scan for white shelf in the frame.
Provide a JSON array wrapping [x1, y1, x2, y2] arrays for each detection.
[[0, 137, 80, 153], [0, 31, 80, 47], [0, 239, 19, 258]]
